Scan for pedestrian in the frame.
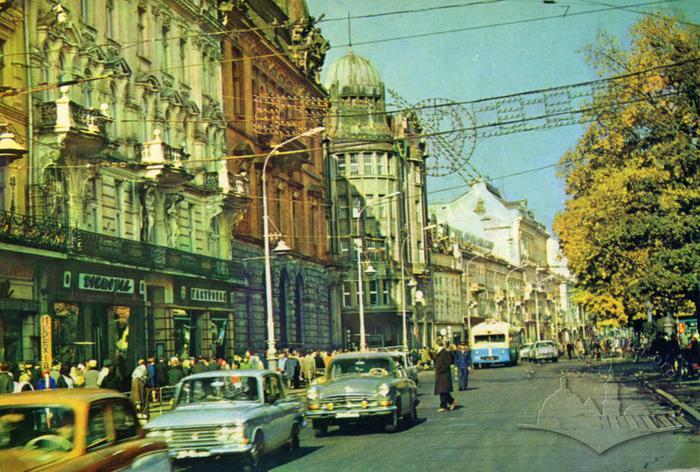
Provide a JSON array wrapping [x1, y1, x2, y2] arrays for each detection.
[[191, 356, 208, 375], [154, 357, 168, 388], [167, 357, 184, 386], [285, 352, 301, 388], [56, 364, 74, 389], [454, 344, 470, 391], [36, 370, 57, 390], [566, 342, 574, 360], [131, 361, 148, 417], [302, 351, 316, 385], [84, 359, 99, 388], [434, 341, 456, 412], [71, 364, 86, 388], [14, 372, 34, 392], [100, 363, 122, 390], [97, 359, 112, 387], [0, 362, 13, 394]]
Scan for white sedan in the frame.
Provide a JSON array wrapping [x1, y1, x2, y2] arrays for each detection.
[[519, 343, 534, 361], [531, 341, 559, 363]]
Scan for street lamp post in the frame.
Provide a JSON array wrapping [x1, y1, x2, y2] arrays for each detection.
[[398, 224, 435, 351], [262, 127, 324, 371], [505, 267, 519, 325], [355, 192, 401, 351], [464, 252, 488, 344]]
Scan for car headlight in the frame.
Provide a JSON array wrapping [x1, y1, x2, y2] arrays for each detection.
[[217, 423, 246, 443], [378, 383, 390, 397], [307, 386, 319, 401], [146, 429, 172, 440]]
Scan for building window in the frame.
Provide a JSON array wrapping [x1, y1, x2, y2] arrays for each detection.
[[106, 2, 114, 38], [208, 217, 220, 256], [188, 204, 195, 251], [137, 8, 146, 57], [231, 48, 244, 115], [375, 153, 384, 175], [349, 153, 359, 175], [363, 153, 373, 175], [382, 279, 391, 305], [339, 238, 349, 257], [83, 69, 92, 107], [369, 280, 378, 305], [179, 38, 187, 81], [343, 282, 353, 307], [336, 154, 346, 175], [114, 180, 123, 237], [161, 26, 169, 70], [81, 0, 90, 23]]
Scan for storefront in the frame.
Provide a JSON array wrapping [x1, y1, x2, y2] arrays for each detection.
[[158, 278, 236, 361], [0, 253, 39, 367], [46, 262, 146, 369]]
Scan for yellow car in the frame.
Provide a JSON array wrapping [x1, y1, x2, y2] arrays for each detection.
[[0, 389, 171, 471]]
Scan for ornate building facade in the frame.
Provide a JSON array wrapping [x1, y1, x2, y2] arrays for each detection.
[[0, 0, 251, 369], [219, 0, 338, 351], [324, 51, 430, 348]]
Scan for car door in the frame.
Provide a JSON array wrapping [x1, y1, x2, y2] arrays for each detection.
[[262, 374, 284, 448], [393, 366, 411, 416], [272, 374, 297, 443]]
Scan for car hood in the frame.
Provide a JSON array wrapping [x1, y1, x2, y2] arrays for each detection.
[[145, 402, 264, 429], [317, 375, 391, 397], [0, 449, 70, 471]]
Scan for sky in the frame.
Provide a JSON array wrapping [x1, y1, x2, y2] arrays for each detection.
[[306, 0, 699, 231]]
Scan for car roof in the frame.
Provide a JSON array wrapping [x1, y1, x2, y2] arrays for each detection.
[[332, 352, 396, 361], [181, 369, 274, 381], [0, 389, 126, 407]]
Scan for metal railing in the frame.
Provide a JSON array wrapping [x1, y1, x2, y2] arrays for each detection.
[[0, 211, 246, 282]]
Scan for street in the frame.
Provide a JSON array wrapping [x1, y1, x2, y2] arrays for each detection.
[[233, 359, 700, 472]]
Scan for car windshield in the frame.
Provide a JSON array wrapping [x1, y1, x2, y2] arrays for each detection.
[[0, 405, 75, 453], [176, 376, 260, 405], [536, 342, 554, 348], [474, 334, 506, 343], [329, 357, 393, 377]]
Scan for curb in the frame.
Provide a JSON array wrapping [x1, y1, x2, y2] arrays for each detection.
[[634, 373, 700, 428]]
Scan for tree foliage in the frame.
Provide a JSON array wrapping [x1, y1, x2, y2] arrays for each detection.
[[554, 15, 700, 327]]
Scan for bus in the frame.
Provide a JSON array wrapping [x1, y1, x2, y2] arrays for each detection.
[[469, 321, 519, 368]]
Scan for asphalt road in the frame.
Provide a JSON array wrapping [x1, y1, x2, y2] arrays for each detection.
[[261, 359, 699, 472]]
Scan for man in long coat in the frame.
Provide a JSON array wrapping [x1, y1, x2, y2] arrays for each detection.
[[434, 341, 456, 412]]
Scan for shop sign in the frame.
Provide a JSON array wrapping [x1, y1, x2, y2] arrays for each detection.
[[40, 315, 52, 372], [78, 273, 135, 294], [190, 287, 227, 303]]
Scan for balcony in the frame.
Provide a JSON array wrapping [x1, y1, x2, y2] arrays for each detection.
[[203, 172, 220, 192], [38, 91, 110, 156], [0, 211, 68, 252], [0, 212, 244, 283], [72, 229, 245, 282], [136, 130, 193, 186]]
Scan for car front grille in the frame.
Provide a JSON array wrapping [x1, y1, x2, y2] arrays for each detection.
[[319, 393, 377, 408], [168, 426, 221, 450]]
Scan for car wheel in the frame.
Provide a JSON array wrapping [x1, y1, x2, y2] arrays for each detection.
[[288, 423, 300, 453], [313, 420, 328, 437], [243, 431, 264, 471], [385, 402, 400, 433], [553, 357, 559, 363], [407, 400, 418, 425]]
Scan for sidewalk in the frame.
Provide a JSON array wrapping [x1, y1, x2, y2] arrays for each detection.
[[633, 368, 700, 428]]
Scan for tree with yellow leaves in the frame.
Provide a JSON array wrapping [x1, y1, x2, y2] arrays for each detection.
[[554, 15, 699, 328]]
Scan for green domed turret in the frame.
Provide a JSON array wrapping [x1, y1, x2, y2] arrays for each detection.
[[323, 51, 385, 100]]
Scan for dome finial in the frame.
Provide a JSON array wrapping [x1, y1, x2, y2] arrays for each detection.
[[347, 11, 352, 49]]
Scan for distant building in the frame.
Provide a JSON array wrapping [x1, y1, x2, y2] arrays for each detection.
[[430, 180, 563, 342], [220, 0, 337, 352], [324, 51, 430, 348]]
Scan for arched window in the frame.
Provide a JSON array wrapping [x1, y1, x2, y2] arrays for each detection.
[[141, 96, 149, 142], [295, 274, 303, 345], [208, 216, 220, 256], [110, 82, 119, 136], [278, 269, 288, 346]]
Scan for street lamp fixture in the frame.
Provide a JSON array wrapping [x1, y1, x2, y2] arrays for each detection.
[[364, 264, 377, 275], [0, 123, 28, 167], [262, 126, 324, 371], [272, 239, 292, 255], [356, 191, 401, 351]]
